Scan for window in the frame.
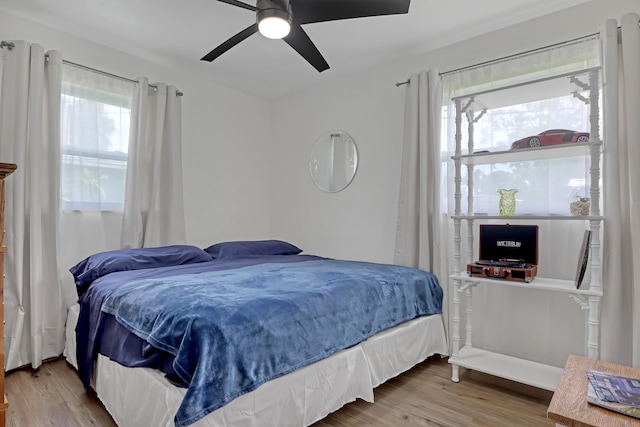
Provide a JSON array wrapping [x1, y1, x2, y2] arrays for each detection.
[[441, 36, 601, 217], [442, 89, 594, 215], [60, 65, 135, 211]]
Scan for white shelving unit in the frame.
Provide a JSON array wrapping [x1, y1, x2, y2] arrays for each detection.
[[448, 68, 603, 392]]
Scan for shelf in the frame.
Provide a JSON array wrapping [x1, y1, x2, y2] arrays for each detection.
[[449, 347, 563, 391], [452, 215, 603, 221], [450, 273, 602, 296], [0, 163, 16, 180], [449, 67, 603, 391], [453, 141, 601, 166]]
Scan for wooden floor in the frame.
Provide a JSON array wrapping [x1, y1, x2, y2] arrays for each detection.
[[5, 355, 554, 426]]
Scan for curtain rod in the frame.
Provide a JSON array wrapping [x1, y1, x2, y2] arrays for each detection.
[[395, 31, 599, 87], [61, 59, 184, 97], [1, 41, 183, 97]]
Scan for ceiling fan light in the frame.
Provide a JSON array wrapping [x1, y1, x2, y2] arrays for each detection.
[[256, 3, 292, 39], [259, 16, 290, 39]]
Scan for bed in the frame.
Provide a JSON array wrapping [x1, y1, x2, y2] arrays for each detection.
[[64, 240, 448, 427]]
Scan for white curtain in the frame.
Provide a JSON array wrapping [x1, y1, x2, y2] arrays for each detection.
[[0, 41, 66, 370], [394, 69, 446, 278], [600, 13, 640, 368], [121, 78, 185, 248]]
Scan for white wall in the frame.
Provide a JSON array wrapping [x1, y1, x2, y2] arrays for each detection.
[[0, 10, 273, 289], [270, 0, 639, 368]]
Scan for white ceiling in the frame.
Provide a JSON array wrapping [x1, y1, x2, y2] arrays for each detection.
[[0, 0, 591, 99]]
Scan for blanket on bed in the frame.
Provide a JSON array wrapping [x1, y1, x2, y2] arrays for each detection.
[[76, 254, 323, 392], [101, 259, 443, 427]]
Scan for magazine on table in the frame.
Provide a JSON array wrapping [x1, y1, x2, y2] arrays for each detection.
[[587, 370, 640, 419]]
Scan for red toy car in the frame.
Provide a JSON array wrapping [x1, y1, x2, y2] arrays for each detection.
[[510, 129, 590, 149]]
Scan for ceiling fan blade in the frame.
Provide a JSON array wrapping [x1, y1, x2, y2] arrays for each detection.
[[283, 25, 330, 72], [216, 0, 257, 12], [201, 24, 259, 62], [291, 0, 410, 24]]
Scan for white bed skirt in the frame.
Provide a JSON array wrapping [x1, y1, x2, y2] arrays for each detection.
[[64, 304, 448, 427]]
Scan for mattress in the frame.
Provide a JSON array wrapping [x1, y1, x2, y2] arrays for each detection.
[[64, 304, 447, 427]]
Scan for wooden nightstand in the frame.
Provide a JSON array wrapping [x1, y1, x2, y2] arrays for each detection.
[[0, 162, 16, 427], [548, 354, 640, 426]]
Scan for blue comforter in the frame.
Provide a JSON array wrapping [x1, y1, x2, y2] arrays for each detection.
[[87, 256, 443, 427]]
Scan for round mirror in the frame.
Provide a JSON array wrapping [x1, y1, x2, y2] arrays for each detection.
[[309, 131, 358, 193]]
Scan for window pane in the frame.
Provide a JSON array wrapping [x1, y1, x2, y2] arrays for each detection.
[[467, 157, 590, 216], [444, 91, 594, 216], [463, 94, 590, 152], [60, 65, 134, 211]]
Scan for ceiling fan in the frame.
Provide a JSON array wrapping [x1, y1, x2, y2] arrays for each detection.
[[201, 0, 411, 72]]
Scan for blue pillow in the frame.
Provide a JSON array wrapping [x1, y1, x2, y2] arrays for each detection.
[[204, 240, 302, 259], [70, 245, 213, 290]]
